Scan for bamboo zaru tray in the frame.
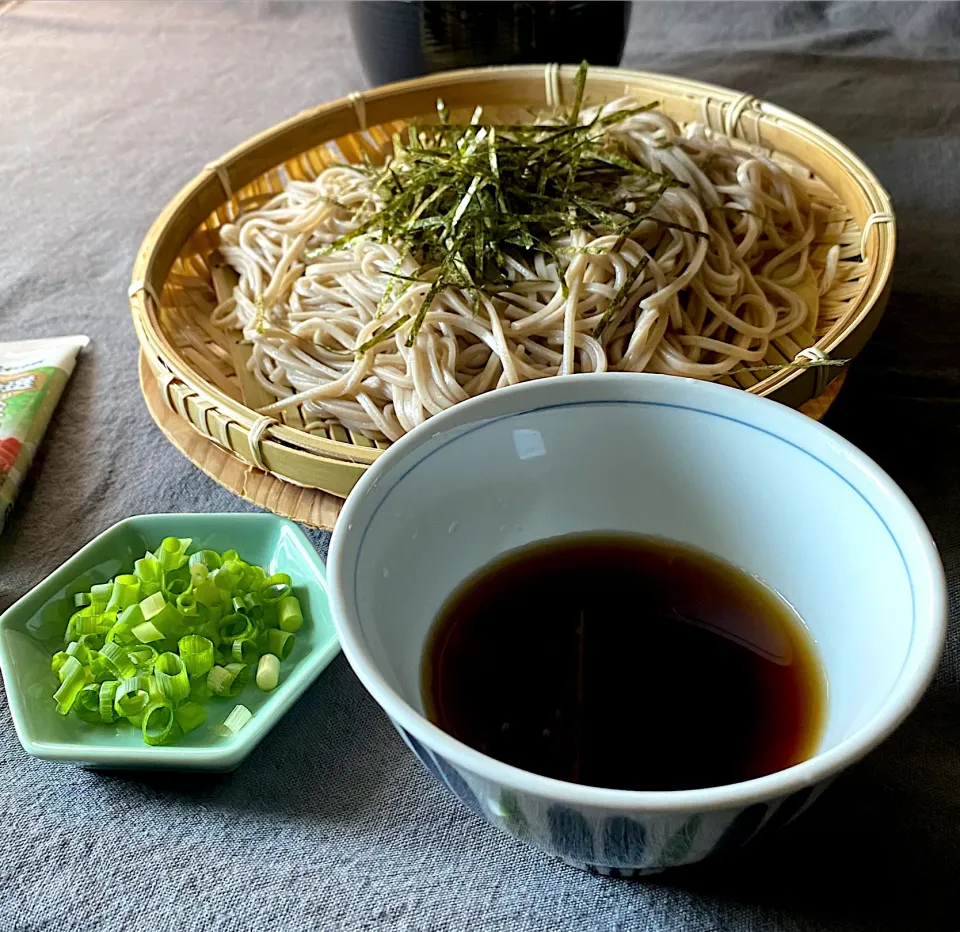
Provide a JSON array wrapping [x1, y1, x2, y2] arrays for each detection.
[[130, 64, 895, 507]]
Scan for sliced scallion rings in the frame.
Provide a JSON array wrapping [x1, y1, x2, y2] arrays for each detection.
[[207, 663, 250, 698], [278, 596, 303, 633], [213, 704, 252, 737], [114, 676, 151, 718], [46, 541, 307, 746], [75, 684, 102, 724], [265, 628, 295, 661], [230, 638, 259, 665], [100, 641, 138, 679], [154, 652, 191, 705], [178, 635, 215, 676], [142, 701, 175, 745], [175, 701, 207, 735], [99, 681, 120, 724]]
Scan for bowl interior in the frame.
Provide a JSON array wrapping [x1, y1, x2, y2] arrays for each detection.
[[335, 375, 939, 765], [0, 514, 337, 766]]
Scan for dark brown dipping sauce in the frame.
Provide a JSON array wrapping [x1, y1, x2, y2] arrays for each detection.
[[422, 533, 826, 791]]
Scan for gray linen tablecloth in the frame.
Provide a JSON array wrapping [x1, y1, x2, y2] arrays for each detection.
[[1, 2, 958, 929]]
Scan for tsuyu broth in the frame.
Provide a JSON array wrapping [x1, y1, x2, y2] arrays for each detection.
[[422, 533, 826, 791]]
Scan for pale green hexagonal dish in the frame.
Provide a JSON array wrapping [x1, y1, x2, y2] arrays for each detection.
[[0, 513, 339, 771]]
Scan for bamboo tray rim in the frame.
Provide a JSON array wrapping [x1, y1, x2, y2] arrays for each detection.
[[138, 352, 344, 529]]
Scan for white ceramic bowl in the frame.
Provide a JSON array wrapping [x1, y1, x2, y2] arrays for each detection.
[[328, 374, 946, 875]]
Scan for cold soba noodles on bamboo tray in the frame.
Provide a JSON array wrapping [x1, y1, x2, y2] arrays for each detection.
[[131, 64, 894, 502]]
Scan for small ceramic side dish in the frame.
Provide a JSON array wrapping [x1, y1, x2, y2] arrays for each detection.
[[328, 373, 947, 875], [0, 513, 339, 771]]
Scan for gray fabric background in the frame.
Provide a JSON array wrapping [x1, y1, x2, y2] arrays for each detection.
[[1, 2, 958, 929]]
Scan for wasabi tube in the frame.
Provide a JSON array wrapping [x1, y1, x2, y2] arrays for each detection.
[[0, 336, 89, 533]]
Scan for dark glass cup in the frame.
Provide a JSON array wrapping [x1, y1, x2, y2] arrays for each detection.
[[349, 1, 632, 87]]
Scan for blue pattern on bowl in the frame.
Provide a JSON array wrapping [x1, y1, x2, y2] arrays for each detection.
[[761, 785, 815, 832], [397, 725, 825, 874], [547, 805, 595, 864], [711, 802, 768, 855], [399, 727, 484, 814], [601, 816, 647, 865]]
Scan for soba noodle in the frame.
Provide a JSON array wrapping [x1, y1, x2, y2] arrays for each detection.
[[213, 99, 833, 442]]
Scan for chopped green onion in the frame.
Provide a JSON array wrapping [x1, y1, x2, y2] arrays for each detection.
[[65, 639, 93, 665], [154, 653, 190, 705], [265, 628, 295, 661], [105, 623, 134, 645], [166, 722, 185, 744], [49, 540, 306, 746], [147, 674, 164, 705], [142, 701, 175, 745], [139, 591, 166, 620], [75, 684, 102, 723], [148, 602, 185, 638], [256, 653, 280, 691], [60, 650, 84, 671], [260, 605, 279, 630], [189, 562, 209, 583], [89, 652, 113, 682], [69, 608, 112, 638], [90, 583, 114, 605], [163, 577, 191, 601], [106, 574, 141, 612], [194, 580, 222, 607], [261, 582, 291, 604], [177, 592, 198, 615], [132, 621, 165, 644], [54, 657, 89, 714], [218, 614, 254, 641], [127, 644, 159, 669], [198, 618, 222, 647], [214, 564, 241, 591], [78, 632, 105, 651], [178, 635, 215, 676], [153, 537, 192, 571], [230, 638, 259, 665], [278, 595, 303, 633], [213, 704, 252, 737], [206, 665, 232, 697], [188, 604, 210, 627], [175, 701, 207, 735], [241, 592, 263, 620], [246, 565, 266, 591], [100, 641, 137, 679], [189, 673, 211, 701], [206, 662, 249, 698], [134, 556, 163, 596], [117, 602, 145, 628], [189, 549, 222, 570], [75, 616, 110, 638], [99, 681, 120, 723], [114, 676, 150, 717]]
